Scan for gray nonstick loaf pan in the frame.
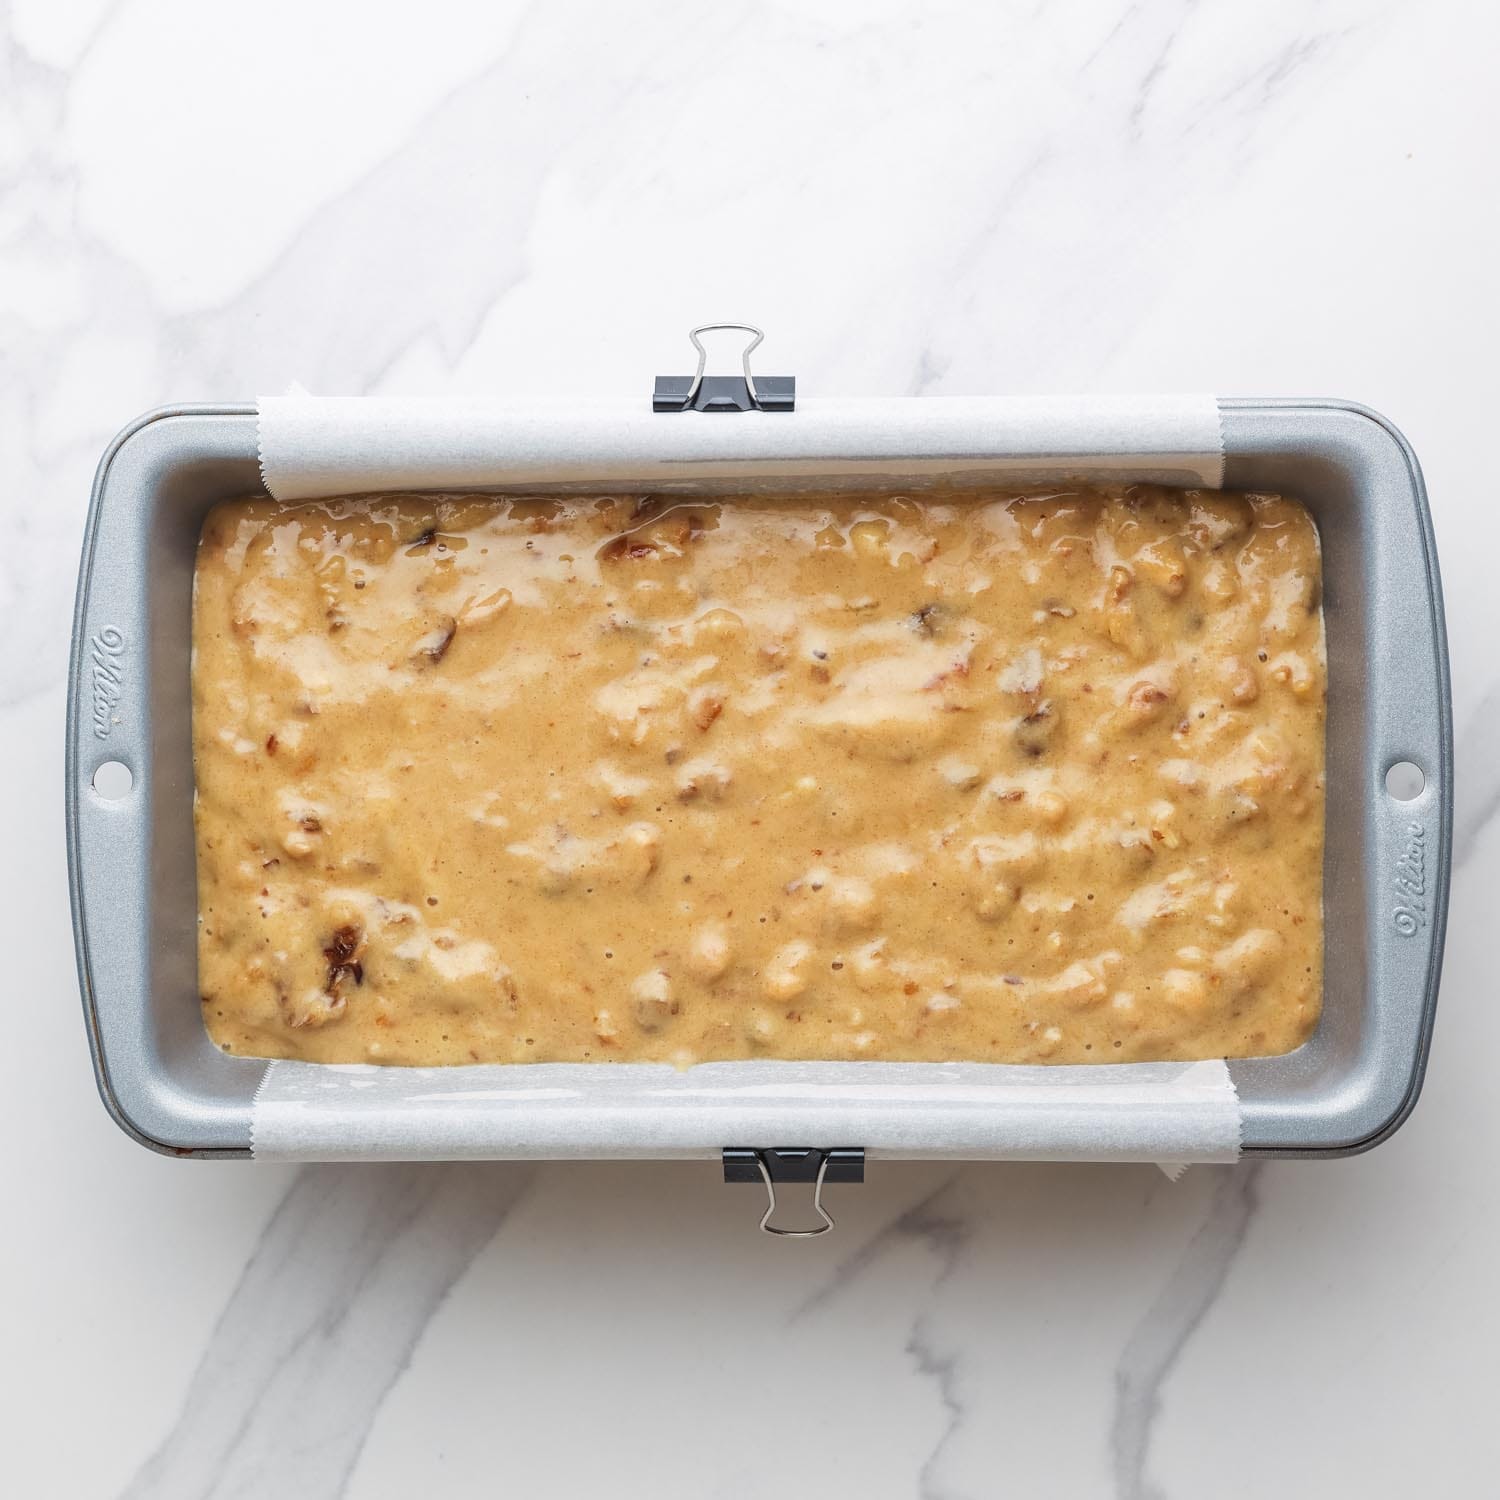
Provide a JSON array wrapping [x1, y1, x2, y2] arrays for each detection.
[[67, 398, 1451, 1160]]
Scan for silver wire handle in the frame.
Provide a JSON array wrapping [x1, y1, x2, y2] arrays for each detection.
[[754, 1150, 835, 1237], [681, 323, 765, 410]]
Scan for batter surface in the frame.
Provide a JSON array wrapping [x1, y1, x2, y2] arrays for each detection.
[[193, 485, 1325, 1066]]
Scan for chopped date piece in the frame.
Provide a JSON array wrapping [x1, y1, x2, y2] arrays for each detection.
[[323, 923, 366, 995], [324, 924, 360, 967], [1014, 701, 1057, 756]]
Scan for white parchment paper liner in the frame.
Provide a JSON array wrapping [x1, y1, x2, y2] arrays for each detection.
[[252, 1059, 1240, 1164], [257, 394, 1226, 499], [249, 392, 1239, 1163]]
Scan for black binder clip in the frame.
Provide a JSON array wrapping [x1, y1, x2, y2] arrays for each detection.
[[722, 1147, 864, 1237], [653, 323, 795, 413]]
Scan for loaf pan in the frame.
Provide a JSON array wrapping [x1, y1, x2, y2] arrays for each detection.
[[66, 401, 1451, 1158]]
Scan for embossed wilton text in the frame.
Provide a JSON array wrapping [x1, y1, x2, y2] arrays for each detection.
[[1393, 821, 1427, 935], [90, 628, 125, 739]]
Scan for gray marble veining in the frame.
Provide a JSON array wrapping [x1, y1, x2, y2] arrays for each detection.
[[1110, 1165, 1261, 1500], [121, 1165, 531, 1500]]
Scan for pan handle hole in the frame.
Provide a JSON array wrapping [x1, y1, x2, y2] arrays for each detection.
[[92, 760, 134, 800], [1385, 761, 1425, 801]]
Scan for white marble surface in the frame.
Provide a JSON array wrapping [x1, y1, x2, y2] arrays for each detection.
[[5, 1, 1499, 1494]]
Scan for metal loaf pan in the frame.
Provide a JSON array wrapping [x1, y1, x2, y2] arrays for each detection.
[[66, 401, 1451, 1159]]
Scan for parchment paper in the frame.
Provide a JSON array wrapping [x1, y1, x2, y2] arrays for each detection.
[[251, 1058, 1240, 1164], [257, 394, 1226, 499], [249, 392, 1239, 1163]]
